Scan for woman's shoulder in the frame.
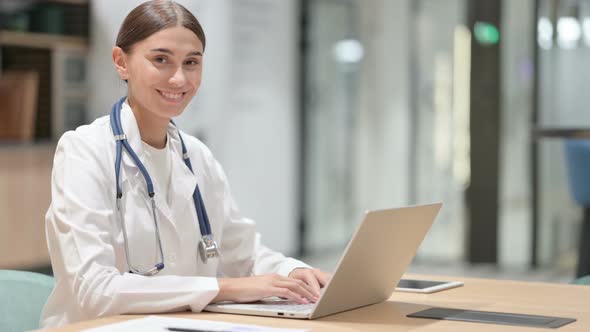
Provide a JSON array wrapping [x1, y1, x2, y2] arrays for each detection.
[[55, 115, 113, 161]]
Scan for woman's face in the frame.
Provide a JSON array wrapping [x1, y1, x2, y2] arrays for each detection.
[[113, 26, 203, 120]]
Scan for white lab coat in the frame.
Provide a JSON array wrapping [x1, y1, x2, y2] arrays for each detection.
[[40, 102, 309, 328]]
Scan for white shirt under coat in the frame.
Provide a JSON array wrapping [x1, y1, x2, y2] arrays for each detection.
[[40, 101, 309, 328], [141, 138, 172, 205]]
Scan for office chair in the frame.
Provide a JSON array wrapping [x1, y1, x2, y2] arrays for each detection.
[[564, 139, 590, 278], [0, 269, 54, 332], [571, 275, 590, 285]]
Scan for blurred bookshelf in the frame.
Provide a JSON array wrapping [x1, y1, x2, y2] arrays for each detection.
[[0, 0, 89, 272], [0, 30, 87, 50], [0, 0, 89, 142]]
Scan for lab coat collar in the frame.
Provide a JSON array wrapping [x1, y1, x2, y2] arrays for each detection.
[[118, 100, 198, 210]]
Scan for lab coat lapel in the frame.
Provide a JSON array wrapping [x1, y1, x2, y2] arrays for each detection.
[[119, 100, 143, 171], [168, 127, 199, 214], [117, 102, 147, 210]]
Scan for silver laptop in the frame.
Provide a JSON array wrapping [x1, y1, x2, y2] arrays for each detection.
[[204, 203, 442, 319]]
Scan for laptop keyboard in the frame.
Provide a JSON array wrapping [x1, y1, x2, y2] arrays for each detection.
[[214, 302, 315, 313]]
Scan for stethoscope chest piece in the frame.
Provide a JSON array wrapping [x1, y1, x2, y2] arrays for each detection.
[[198, 235, 220, 263]]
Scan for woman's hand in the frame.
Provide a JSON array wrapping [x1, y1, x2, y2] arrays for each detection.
[[212, 274, 320, 304], [288, 268, 331, 296]]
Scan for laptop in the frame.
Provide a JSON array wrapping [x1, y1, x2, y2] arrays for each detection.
[[204, 203, 442, 319]]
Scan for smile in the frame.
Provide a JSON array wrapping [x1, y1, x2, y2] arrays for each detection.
[[157, 89, 185, 102]]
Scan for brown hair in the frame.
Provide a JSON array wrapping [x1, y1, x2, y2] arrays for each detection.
[[116, 0, 206, 54]]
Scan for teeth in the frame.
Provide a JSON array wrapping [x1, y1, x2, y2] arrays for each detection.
[[160, 91, 183, 100]]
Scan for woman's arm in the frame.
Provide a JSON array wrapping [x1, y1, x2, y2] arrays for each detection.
[[47, 132, 219, 318]]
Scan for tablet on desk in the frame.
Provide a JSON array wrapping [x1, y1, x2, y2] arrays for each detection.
[[395, 279, 464, 293]]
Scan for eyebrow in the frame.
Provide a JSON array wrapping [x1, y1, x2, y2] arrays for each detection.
[[149, 48, 202, 56]]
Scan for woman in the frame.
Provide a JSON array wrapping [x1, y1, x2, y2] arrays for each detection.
[[41, 1, 329, 328]]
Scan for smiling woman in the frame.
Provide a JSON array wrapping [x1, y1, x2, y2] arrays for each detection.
[[40, 0, 329, 329], [112, 1, 206, 149], [112, 24, 203, 148]]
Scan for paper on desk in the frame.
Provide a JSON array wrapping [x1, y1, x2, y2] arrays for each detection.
[[83, 315, 311, 332]]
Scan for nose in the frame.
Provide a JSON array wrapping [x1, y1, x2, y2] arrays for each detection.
[[169, 66, 186, 87]]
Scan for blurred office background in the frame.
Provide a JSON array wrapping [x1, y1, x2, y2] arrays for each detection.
[[1, 0, 590, 283]]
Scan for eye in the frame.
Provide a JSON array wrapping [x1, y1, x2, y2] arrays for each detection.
[[184, 59, 200, 66], [154, 56, 168, 64]]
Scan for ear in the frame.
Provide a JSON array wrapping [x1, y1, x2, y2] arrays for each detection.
[[112, 46, 129, 81]]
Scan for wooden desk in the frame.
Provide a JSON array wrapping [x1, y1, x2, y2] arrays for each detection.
[[0, 144, 54, 269], [40, 275, 590, 331]]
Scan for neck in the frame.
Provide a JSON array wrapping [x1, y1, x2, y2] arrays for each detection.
[[128, 95, 168, 149]]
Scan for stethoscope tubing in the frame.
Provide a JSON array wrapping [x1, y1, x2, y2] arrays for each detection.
[[109, 96, 216, 275]]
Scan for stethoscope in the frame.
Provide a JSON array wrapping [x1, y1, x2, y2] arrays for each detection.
[[109, 96, 219, 276]]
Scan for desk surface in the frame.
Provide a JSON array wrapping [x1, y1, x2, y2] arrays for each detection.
[[41, 275, 590, 332]]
